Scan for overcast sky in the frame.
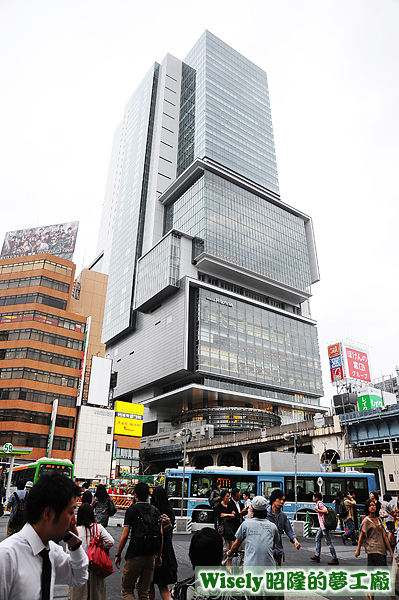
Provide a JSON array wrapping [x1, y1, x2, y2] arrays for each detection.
[[1, 0, 398, 405]]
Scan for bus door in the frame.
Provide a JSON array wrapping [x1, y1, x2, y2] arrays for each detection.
[[165, 476, 189, 515], [258, 476, 283, 501]]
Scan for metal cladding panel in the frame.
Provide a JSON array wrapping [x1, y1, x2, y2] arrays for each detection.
[[109, 279, 188, 397]]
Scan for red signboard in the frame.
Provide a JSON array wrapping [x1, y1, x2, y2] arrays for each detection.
[[330, 366, 344, 382], [328, 343, 341, 358], [345, 347, 371, 382]]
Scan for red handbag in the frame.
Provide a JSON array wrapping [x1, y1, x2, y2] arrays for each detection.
[[86, 523, 114, 578]]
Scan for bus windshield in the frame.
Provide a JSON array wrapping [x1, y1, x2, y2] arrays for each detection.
[[38, 463, 73, 478]]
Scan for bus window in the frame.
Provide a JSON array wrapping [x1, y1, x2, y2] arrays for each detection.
[[346, 477, 368, 503], [191, 475, 212, 498], [322, 478, 346, 503], [38, 464, 72, 478], [166, 478, 188, 498], [260, 481, 282, 499], [285, 477, 316, 502], [235, 479, 256, 497]]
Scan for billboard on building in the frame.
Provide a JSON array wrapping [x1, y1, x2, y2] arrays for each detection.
[[114, 401, 143, 437], [87, 355, 112, 407], [327, 343, 344, 382], [357, 387, 383, 410], [1, 221, 79, 262], [328, 341, 372, 385], [344, 346, 371, 383]]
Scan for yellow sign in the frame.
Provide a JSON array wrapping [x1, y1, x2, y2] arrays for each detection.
[[114, 401, 143, 437]]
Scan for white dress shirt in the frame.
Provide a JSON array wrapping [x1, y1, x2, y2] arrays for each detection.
[[0, 522, 88, 600]]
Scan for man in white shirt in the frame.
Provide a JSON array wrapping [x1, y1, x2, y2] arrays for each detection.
[[0, 472, 88, 600]]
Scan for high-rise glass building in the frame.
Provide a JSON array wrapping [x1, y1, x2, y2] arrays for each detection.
[[94, 31, 323, 470]]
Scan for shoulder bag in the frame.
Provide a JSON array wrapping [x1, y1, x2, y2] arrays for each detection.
[[86, 523, 114, 578], [108, 496, 117, 516], [218, 517, 235, 541]]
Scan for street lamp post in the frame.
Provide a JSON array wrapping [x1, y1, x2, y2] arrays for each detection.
[[284, 432, 301, 520], [176, 428, 192, 518]]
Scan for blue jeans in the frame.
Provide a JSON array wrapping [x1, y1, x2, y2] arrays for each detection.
[[342, 518, 357, 544], [315, 527, 337, 558]]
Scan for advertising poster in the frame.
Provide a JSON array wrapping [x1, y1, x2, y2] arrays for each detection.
[[345, 347, 371, 383], [1, 221, 79, 262], [114, 401, 144, 437], [327, 343, 344, 382], [357, 387, 383, 410]]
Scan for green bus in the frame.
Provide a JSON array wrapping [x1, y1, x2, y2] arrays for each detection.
[[11, 457, 74, 486]]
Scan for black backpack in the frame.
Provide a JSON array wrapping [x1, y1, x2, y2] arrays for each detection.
[[12, 492, 26, 529], [128, 504, 162, 556], [338, 500, 348, 520]]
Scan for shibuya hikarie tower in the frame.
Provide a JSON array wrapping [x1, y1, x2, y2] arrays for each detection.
[[94, 31, 324, 471]]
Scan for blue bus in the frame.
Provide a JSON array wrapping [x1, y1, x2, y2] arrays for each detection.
[[165, 466, 377, 526]]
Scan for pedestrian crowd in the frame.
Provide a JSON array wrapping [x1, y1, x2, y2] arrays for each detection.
[[2, 475, 399, 600]]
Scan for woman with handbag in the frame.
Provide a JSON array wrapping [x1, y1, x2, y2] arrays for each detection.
[[69, 503, 114, 600], [92, 484, 117, 527], [214, 490, 236, 563], [355, 498, 395, 600], [149, 487, 178, 600]]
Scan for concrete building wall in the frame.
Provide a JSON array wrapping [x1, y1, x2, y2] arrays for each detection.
[[73, 405, 114, 480]]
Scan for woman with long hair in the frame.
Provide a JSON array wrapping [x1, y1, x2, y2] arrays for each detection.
[[69, 503, 114, 600], [149, 487, 177, 600], [92, 484, 116, 527], [355, 498, 395, 600], [214, 490, 236, 564]]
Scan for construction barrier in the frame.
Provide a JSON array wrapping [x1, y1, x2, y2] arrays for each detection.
[[78, 493, 133, 509], [303, 511, 312, 537]]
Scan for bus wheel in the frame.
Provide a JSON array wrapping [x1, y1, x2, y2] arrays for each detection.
[[298, 512, 317, 528], [192, 507, 213, 523]]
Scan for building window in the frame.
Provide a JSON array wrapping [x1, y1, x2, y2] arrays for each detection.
[[0, 310, 85, 332], [0, 293, 67, 310], [105, 444, 111, 452], [107, 426, 112, 435], [0, 328, 84, 350], [0, 387, 75, 408]]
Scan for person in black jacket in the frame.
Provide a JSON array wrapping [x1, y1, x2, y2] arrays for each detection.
[[226, 488, 245, 534], [80, 482, 92, 505]]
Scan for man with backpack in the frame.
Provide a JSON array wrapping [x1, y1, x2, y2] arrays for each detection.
[[341, 489, 357, 546], [115, 482, 162, 600], [310, 491, 339, 565], [6, 479, 26, 537]]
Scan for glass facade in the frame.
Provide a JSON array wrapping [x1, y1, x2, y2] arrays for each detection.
[[103, 65, 159, 342], [177, 63, 196, 176], [135, 231, 180, 309], [196, 289, 323, 396], [166, 171, 312, 293], [182, 31, 279, 194]]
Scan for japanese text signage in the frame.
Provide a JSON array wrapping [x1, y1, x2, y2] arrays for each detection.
[[114, 401, 143, 437], [195, 566, 393, 596], [345, 347, 371, 382], [327, 343, 344, 382], [358, 387, 383, 410]]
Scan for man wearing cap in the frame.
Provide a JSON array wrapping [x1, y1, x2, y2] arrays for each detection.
[[226, 496, 279, 567]]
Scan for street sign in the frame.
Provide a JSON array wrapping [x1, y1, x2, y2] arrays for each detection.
[[317, 476, 323, 491], [3, 443, 13, 454]]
